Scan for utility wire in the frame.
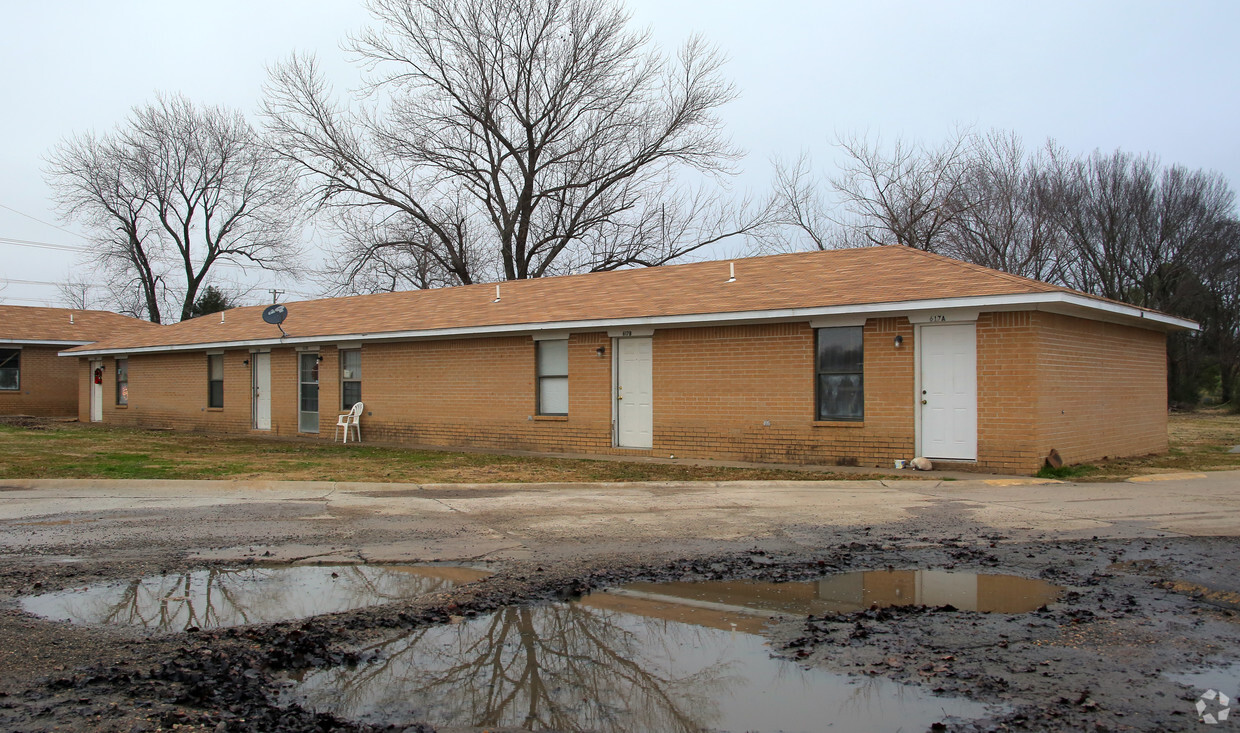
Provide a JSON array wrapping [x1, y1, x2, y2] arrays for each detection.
[[0, 202, 90, 241]]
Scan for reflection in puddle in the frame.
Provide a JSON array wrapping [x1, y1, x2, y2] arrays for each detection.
[[287, 592, 1000, 732], [617, 569, 1062, 620], [1169, 661, 1240, 699], [20, 565, 491, 631]]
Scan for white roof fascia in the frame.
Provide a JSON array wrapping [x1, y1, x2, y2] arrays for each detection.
[[5, 339, 93, 347], [63, 291, 1198, 357]]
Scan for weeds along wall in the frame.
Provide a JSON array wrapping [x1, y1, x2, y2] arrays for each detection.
[[75, 312, 1169, 474]]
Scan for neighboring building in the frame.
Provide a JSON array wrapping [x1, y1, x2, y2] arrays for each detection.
[[0, 306, 162, 417], [63, 247, 1196, 473]]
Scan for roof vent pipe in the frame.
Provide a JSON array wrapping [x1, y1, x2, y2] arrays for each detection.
[[492, 284, 501, 303], [726, 262, 736, 283], [220, 311, 226, 324], [69, 313, 74, 325]]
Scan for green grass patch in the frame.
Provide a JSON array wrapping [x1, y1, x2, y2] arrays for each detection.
[[1036, 463, 1100, 480]]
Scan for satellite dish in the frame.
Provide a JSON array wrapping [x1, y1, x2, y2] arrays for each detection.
[[262, 304, 288, 325], [262, 304, 289, 338]]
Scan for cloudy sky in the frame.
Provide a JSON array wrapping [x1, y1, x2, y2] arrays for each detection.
[[2, 0, 1237, 309]]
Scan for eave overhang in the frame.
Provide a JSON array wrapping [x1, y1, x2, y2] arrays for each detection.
[[61, 291, 1198, 357]]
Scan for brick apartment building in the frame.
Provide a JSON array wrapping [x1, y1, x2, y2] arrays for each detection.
[[64, 247, 1195, 474], [0, 306, 162, 417]]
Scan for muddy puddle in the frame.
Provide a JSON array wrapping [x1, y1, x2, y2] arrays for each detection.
[[1169, 660, 1240, 698], [19, 564, 491, 632], [617, 568, 1063, 618], [283, 569, 1052, 731]]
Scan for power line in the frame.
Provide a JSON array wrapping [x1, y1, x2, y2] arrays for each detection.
[[0, 236, 86, 252], [0, 202, 90, 241]]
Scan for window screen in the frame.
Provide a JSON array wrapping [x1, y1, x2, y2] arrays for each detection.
[[536, 340, 568, 415], [341, 350, 361, 410], [207, 354, 224, 408], [0, 349, 18, 391], [816, 327, 863, 421], [116, 358, 129, 406]]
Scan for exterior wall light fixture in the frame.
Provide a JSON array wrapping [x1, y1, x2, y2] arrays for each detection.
[[894, 335, 904, 348], [596, 346, 606, 357]]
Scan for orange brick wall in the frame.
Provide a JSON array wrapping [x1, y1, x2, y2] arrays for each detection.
[[1033, 312, 1167, 466], [650, 320, 916, 465], [0, 345, 79, 417], [76, 312, 1168, 474], [976, 312, 1042, 472]]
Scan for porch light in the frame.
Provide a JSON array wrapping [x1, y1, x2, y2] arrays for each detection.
[[596, 346, 606, 357], [894, 335, 903, 348]]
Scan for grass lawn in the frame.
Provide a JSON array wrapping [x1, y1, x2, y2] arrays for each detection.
[[0, 418, 897, 483], [1, 410, 1235, 484]]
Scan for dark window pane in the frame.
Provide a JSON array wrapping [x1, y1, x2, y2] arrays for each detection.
[[209, 381, 224, 408], [818, 373, 863, 421], [342, 382, 361, 410], [817, 327, 863, 373], [301, 384, 319, 413], [0, 349, 17, 391]]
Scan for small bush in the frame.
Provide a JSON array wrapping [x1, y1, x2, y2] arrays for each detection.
[[1036, 463, 1099, 480]]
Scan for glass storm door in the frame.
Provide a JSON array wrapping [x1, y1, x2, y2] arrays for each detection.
[[299, 353, 320, 433]]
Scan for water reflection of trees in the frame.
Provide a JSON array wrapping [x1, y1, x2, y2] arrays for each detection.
[[296, 603, 742, 732], [27, 566, 467, 631]]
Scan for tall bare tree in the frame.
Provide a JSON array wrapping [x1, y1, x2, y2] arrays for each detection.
[[46, 95, 301, 322], [828, 127, 976, 251], [263, 0, 768, 292], [940, 132, 1065, 282]]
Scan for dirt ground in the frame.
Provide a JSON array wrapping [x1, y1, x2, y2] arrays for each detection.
[[1, 474, 1239, 732]]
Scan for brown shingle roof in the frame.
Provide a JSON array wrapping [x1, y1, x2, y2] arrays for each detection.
[[64, 247, 1175, 353], [0, 305, 162, 343]]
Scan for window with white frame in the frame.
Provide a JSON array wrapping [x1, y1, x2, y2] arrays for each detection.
[[116, 358, 129, 405], [815, 327, 863, 421], [0, 349, 18, 391], [536, 339, 568, 416], [340, 349, 361, 410], [207, 354, 224, 408]]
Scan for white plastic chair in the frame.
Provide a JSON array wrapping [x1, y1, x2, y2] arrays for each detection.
[[334, 402, 363, 443]]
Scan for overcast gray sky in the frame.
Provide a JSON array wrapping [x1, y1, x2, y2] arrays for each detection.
[[2, 0, 1238, 309]]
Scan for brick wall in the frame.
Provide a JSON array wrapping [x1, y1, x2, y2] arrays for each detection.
[[78, 312, 1168, 474], [1033, 312, 1167, 466], [0, 345, 78, 417], [976, 312, 1042, 472]]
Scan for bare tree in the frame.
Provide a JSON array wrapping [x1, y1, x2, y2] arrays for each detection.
[[46, 95, 301, 322], [940, 131, 1065, 282], [45, 133, 165, 320], [1043, 147, 1235, 309], [264, 0, 769, 292], [56, 271, 101, 310], [828, 127, 976, 251]]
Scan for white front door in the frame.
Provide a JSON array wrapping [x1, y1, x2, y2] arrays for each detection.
[[89, 359, 103, 422], [616, 337, 653, 448], [919, 324, 977, 460], [252, 352, 271, 430]]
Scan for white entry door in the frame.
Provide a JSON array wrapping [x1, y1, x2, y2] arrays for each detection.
[[919, 324, 977, 460], [89, 359, 103, 422], [616, 337, 653, 448], [252, 352, 272, 430]]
